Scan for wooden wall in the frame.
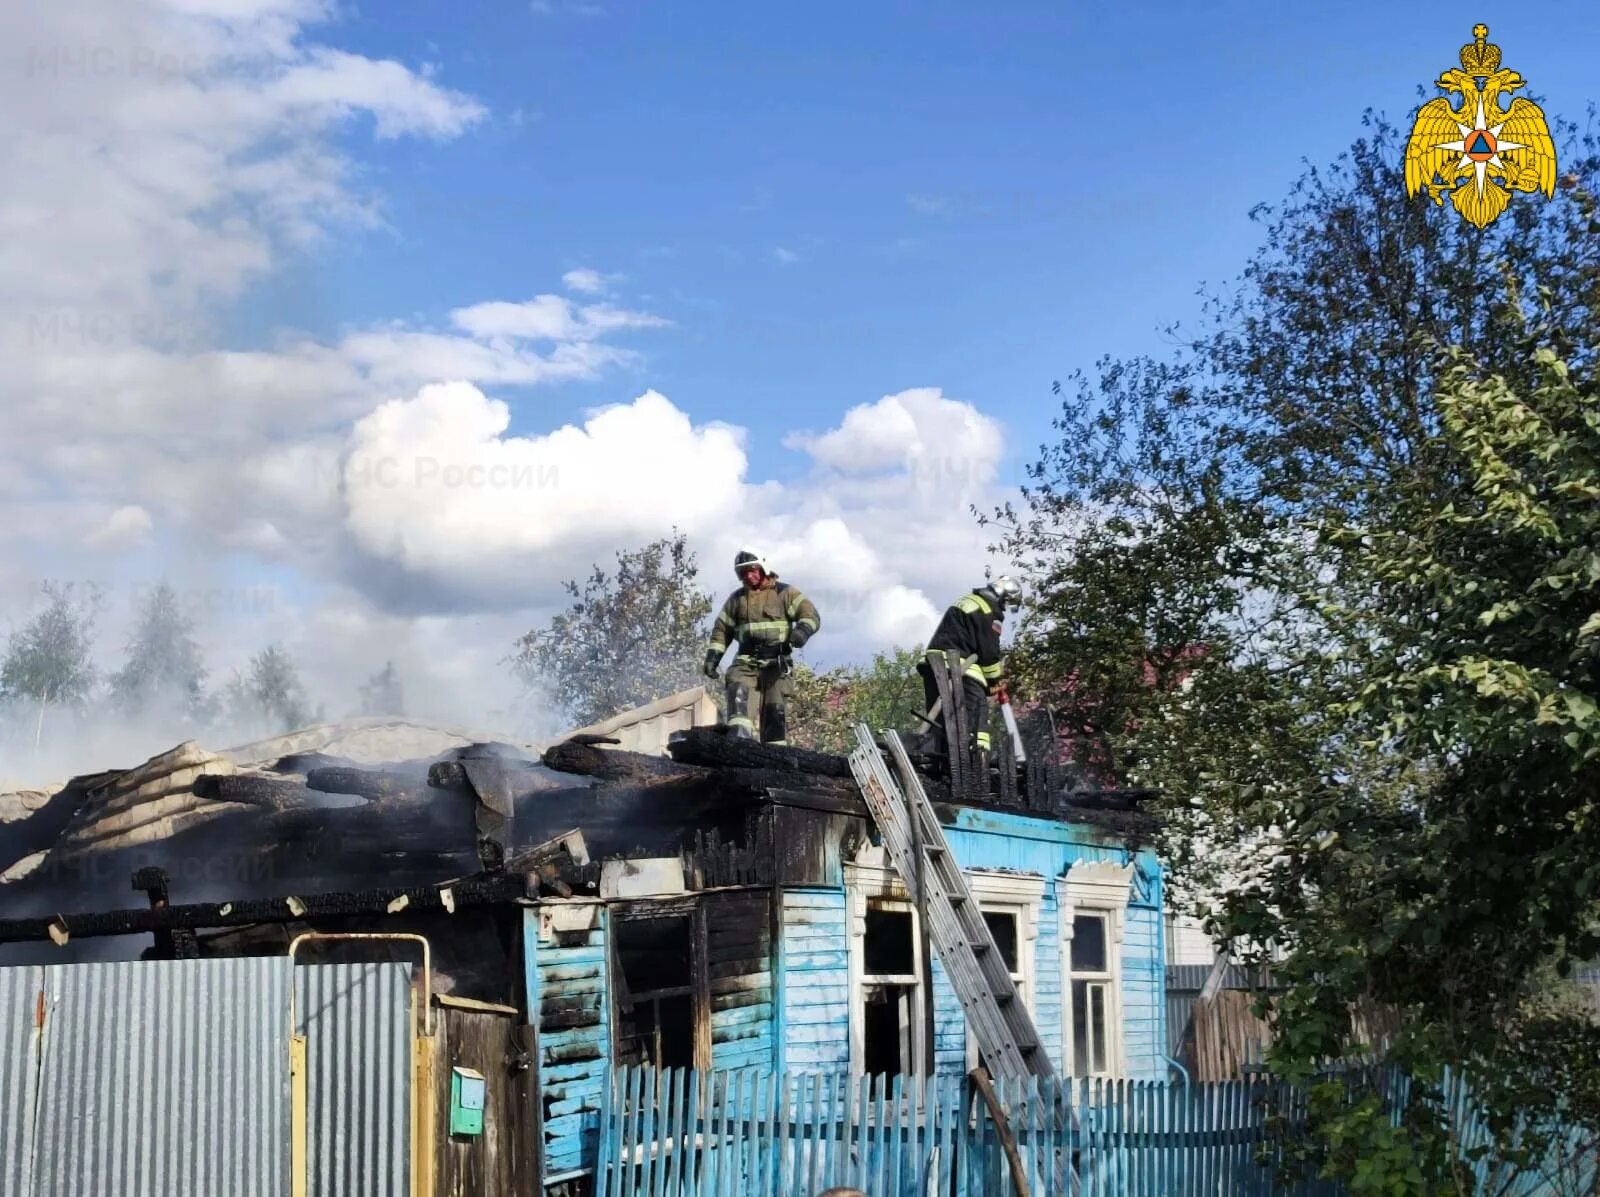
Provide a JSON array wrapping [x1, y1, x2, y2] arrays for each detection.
[[776, 888, 851, 1072], [703, 889, 775, 1072], [773, 806, 1168, 1082], [524, 904, 610, 1183], [426, 1002, 538, 1197]]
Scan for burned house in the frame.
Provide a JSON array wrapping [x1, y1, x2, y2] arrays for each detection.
[[0, 697, 1166, 1194]]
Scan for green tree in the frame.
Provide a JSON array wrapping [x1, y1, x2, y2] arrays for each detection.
[[510, 532, 714, 728], [1247, 342, 1600, 1189], [1, 581, 102, 749], [992, 112, 1600, 1187], [786, 647, 925, 753], [109, 582, 208, 724], [223, 643, 316, 735]]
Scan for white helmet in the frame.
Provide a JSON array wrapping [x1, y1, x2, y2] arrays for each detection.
[[990, 575, 1024, 610], [734, 549, 771, 578]]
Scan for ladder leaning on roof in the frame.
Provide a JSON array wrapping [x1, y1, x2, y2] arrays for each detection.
[[847, 723, 1079, 1195]]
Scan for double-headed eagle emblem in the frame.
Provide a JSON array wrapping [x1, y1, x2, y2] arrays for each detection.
[[1404, 24, 1556, 229]]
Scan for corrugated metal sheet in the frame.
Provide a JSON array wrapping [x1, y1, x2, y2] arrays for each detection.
[[554, 687, 719, 756], [0, 966, 42, 1197], [296, 963, 412, 1197], [30, 957, 290, 1197], [1165, 964, 1274, 993]]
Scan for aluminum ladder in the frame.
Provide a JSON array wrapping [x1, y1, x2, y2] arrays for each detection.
[[848, 723, 1079, 1194]]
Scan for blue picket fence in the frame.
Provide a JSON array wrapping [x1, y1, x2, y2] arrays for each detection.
[[595, 1066, 1598, 1197], [595, 1067, 1318, 1196]]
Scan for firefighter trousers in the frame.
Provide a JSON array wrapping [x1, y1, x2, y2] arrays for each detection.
[[725, 657, 794, 744]]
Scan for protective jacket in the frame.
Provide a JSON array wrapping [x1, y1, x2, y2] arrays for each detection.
[[924, 586, 1006, 693], [707, 579, 821, 663]]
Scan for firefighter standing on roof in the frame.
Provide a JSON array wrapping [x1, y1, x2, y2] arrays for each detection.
[[918, 576, 1022, 755], [702, 550, 821, 744]]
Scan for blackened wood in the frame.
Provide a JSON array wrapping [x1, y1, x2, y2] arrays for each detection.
[[666, 727, 854, 779], [763, 787, 871, 818], [0, 779, 96, 874], [304, 766, 421, 801], [193, 773, 310, 808], [692, 903, 712, 1070], [541, 740, 712, 783], [994, 723, 1019, 807], [0, 872, 527, 944], [510, 1022, 543, 1192], [428, 760, 470, 790]]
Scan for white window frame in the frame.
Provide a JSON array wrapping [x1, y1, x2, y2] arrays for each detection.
[[1059, 861, 1134, 1078], [845, 853, 929, 1078], [962, 871, 1045, 1073]]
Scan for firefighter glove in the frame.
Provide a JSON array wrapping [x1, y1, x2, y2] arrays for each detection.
[[787, 625, 811, 649], [702, 650, 722, 679]]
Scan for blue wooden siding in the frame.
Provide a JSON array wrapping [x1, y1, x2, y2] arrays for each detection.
[[524, 905, 611, 1181], [773, 810, 1167, 1081], [705, 890, 775, 1073], [776, 889, 850, 1072], [937, 810, 1167, 1080], [1121, 905, 1165, 1077], [929, 884, 1064, 1077], [1036, 885, 1065, 1072]]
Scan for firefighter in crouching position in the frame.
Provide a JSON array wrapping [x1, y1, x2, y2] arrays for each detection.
[[702, 550, 821, 744], [917, 576, 1022, 756]]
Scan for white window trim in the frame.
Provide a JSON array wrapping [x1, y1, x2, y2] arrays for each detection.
[[845, 854, 929, 1077], [1059, 861, 1134, 1078], [963, 871, 1045, 1073]]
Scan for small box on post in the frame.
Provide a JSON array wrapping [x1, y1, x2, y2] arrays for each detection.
[[449, 1066, 486, 1137]]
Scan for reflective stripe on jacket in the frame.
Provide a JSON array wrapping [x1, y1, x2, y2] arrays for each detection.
[[707, 580, 821, 659], [925, 587, 1005, 693]]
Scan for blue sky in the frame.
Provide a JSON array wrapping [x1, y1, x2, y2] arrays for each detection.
[[278, 1, 1600, 483]]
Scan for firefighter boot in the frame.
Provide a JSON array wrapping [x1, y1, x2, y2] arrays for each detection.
[[761, 695, 788, 746], [725, 679, 754, 739]]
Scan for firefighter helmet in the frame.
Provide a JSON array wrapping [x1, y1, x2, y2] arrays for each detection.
[[734, 549, 771, 579], [990, 575, 1024, 610]]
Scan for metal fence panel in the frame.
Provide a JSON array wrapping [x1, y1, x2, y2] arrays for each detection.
[[297, 962, 412, 1197], [30, 957, 290, 1197], [0, 966, 42, 1197]]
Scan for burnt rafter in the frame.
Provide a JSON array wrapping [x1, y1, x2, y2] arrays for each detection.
[[665, 727, 855, 779], [304, 766, 427, 802], [0, 872, 531, 945]]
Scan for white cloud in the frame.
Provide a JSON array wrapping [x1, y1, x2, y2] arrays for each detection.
[[340, 384, 747, 591], [561, 267, 607, 294], [265, 48, 485, 140], [448, 295, 667, 342], [773, 247, 801, 265], [85, 505, 155, 550], [324, 379, 1009, 663], [786, 386, 1003, 492]]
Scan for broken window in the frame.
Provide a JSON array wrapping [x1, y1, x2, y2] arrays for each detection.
[[982, 910, 1021, 978], [859, 897, 923, 1077], [613, 914, 695, 1070]]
